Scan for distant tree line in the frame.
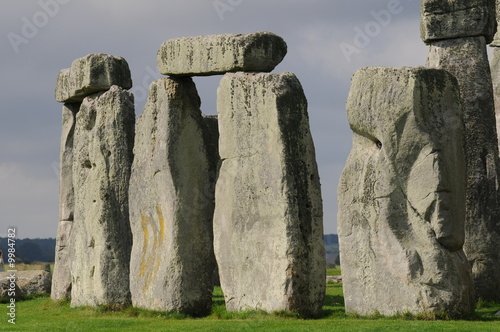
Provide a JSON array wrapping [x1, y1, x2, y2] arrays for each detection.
[[323, 234, 338, 246], [0, 235, 339, 265], [0, 238, 56, 264]]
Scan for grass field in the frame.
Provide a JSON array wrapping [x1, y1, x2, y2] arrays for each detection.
[[2, 269, 500, 331]]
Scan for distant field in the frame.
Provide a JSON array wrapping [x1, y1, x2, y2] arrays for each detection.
[[13, 262, 53, 273], [2, 268, 500, 331]]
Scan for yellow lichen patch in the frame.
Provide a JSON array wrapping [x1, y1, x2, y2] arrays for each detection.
[[157, 204, 166, 241], [139, 213, 151, 278], [138, 208, 165, 290]]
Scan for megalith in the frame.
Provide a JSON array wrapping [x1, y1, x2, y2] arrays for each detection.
[[51, 103, 78, 301], [420, 0, 496, 43], [214, 72, 325, 317], [55, 54, 132, 103], [52, 54, 134, 304], [338, 67, 475, 316], [70, 85, 135, 307], [128, 77, 217, 315], [422, 0, 500, 302], [157, 32, 287, 76], [491, 48, 500, 147], [490, 0, 500, 149]]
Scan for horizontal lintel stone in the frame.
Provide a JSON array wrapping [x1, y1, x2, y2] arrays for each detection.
[[157, 31, 287, 76], [55, 54, 132, 103], [421, 0, 496, 44]]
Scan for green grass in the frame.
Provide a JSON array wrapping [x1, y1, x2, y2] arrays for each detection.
[[2, 269, 500, 331], [326, 267, 341, 276]]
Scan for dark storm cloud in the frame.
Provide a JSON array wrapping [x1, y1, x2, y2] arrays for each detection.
[[0, 0, 426, 237]]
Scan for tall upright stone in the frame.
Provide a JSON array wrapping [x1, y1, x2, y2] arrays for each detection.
[[491, 49, 500, 146], [53, 54, 134, 305], [214, 72, 325, 317], [422, 0, 500, 302], [51, 103, 79, 301], [129, 77, 217, 316], [70, 85, 135, 307], [490, 0, 500, 148], [339, 67, 475, 317]]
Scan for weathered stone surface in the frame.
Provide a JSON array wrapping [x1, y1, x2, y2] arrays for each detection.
[[52, 103, 78, 301], [339, 67, 475, 316], [491, 48, 500, 146], [58, 103, 78, 222], [16, 270, 52, 296], [426, 37, 500, 302], [55, 54, 132, 103], [421, 0, 496, 44], [0, 273, 21, 299], [326, 276, 342, 284], [214, 72, 325, 317], [0, 271, 51, 298], [129, 77, 217, 316], [51, 220, 73, 300], [491, 0, 500, 46], [70, 85, 135, 307], [157, 32, 287, 76]]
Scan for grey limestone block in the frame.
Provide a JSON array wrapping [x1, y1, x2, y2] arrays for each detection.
[[490, 48, 500, 146], [214, 72, 325, 318], [128, 77, 217, 316], [51, 220, 73, 301], [490, 0, 500, 46], [427, 36, 500, 302], [339, 67, 475, 317], [55, 54, 132, 103], [157, 32, 287, 76], [51, 102, 79, 301], [421, 0, 496, 44], [70, 85, 135, 307], [1, 271, 52, 297]]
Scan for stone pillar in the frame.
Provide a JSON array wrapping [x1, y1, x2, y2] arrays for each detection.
[[214, 72, 325, 317], [421, 0, 500, 302], [491, 1, 500, 150], [491, 48, 500, 146], [53, 54, 134, 307], [70, 85, 135, 307], [339, 67, 475, 316], [51, 103, 78, 301], [128, 77, 217, 316]]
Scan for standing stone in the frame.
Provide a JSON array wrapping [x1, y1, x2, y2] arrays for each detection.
[[51, 103, 79, 301], [491, 48, 500, 151], [129, 77, 217, 316], [424, 35, 500, 301], [70, 85, 135, 307], [339, 67, 475, 317], [491, 0, 500, 147], [214, 72, 325, 317], [157, 32, 287, 76]]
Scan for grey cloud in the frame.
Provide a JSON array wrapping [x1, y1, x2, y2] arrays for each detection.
[[0, 0, 424, 237]]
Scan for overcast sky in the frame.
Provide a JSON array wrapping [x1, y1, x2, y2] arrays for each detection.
[[0, 0, 428, 239]]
